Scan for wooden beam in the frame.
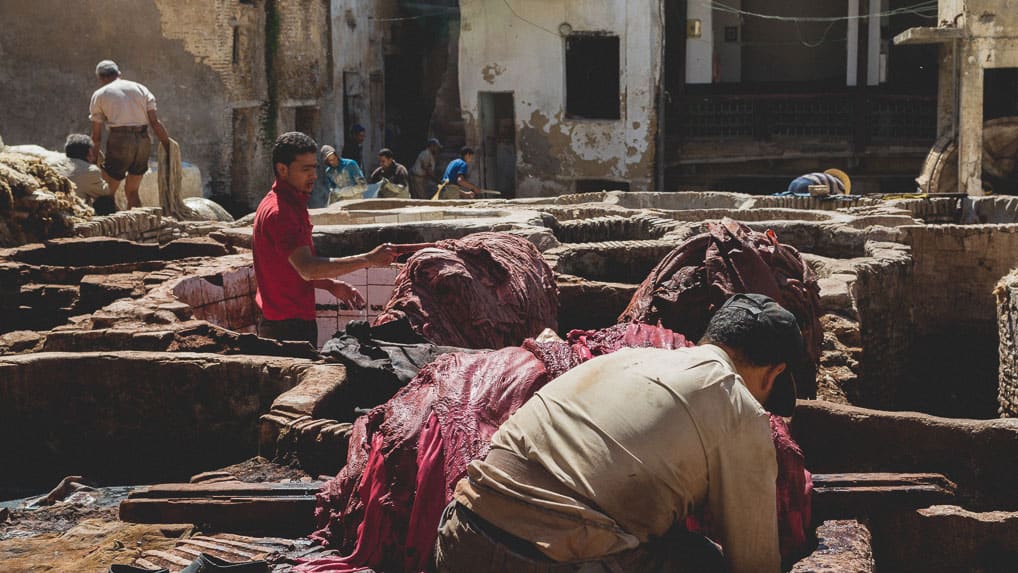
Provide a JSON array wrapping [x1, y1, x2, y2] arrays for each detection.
[[894, 27, 964, 46]]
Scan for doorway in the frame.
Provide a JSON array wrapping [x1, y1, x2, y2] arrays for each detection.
[[478, 92, 516, 197]]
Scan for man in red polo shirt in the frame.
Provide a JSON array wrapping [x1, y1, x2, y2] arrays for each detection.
[[253, 132, 397, 346]]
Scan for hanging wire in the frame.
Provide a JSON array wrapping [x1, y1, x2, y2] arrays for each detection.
[[501, 0, 563, 37], [709, 0, 939, 22], [795, 19, 840, 49]]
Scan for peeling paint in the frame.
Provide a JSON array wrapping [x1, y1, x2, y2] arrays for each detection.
[[481, 62, 505, 84], [458, 0, 661, 196]]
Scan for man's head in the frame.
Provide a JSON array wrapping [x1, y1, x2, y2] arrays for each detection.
[[95, 60, 120, 85], [700, 293, 806, 416], [272, 132, 318, 194], [352, 124, 366, 144], [64, 134, 93, 161], [321, 145, 340, 168], [460, 146, 474, 163], [427, 138, 441, 153], [378, 148, 395, 169]]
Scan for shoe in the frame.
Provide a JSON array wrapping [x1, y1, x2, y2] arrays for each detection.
[[109, 565, 169, 573], [180, 552, 269, 573]]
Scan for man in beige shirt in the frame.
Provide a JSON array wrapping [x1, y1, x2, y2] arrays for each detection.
[[59, 134, 112, 213], [435, 293, 806, 573], [88, 60, 170, 209]]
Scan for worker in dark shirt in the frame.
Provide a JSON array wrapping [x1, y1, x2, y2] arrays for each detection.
[[368, 148, 409, 187], [252, 132, 397, 347]]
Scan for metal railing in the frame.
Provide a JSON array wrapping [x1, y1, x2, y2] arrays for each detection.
[[672, 90, 936, 145]]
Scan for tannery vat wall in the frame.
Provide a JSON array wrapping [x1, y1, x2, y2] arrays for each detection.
[[458, 0, 662, 197]]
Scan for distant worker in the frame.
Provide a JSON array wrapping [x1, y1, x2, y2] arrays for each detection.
[[252, 132, 398, 347], [309, 145, 365, 208], [436, 146, 480, 199], [785, 168, 851, 197], [88, 59, 171, 209], [410, 138, 442, 199], [367, 148, 409, 187], [62, 134, 114, 215], [342, 124, 367, 170], [436, 293, 807, 573]]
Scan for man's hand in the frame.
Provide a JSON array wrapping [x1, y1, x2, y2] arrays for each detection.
[[321, 280, 365, 310], [364, 243, 399, 266]]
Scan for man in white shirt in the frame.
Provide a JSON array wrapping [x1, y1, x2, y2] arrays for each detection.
[[410, 138, 441, 199], [435, 293, 806, 573], [88, 60, 171, 209]]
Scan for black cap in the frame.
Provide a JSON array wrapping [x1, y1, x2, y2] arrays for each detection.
[[719, 293, 807, 417]]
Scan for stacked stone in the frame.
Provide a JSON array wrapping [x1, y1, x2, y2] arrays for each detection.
[[73, 208, 183, 244], [996, 269, 1018, 417]]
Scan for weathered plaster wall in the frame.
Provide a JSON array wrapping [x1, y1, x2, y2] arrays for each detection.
[[329, 0, 391, 170], [685, 0, 713, 84], [458, 0, 662, 197], [0, 0, 242, 195], [0, 0, 335, 210]]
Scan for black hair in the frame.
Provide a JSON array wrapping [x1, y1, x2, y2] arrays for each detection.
[[272, 132, 318, 176], [378, 148, 394, 159], [700, 306, 791, 367], [460, 146, 474, 157], [64, 134, 93, 161]]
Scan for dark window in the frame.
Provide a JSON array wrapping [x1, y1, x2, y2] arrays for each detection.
[[575, 179, 629, 193], [295, 106, 319, 138], [566, 34, 620, 120], [239, 0, 255, 5], [232, 27, 240, 65]]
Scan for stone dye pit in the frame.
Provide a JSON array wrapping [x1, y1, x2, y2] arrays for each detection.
[[7, 191, 1018, 570]]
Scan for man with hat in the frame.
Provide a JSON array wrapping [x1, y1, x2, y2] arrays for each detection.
[[435, 293, 805, 573], [88, 59, 171, 209], [309, 145, 365, 208], [786, 168, 851, 197]]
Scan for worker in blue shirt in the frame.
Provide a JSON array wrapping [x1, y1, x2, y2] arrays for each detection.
[[437, 146, 481, 199]]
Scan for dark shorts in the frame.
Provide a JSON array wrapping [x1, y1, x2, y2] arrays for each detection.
[[103, 126, 151, 180], [433, 503, 726, 573], [257, 316, 318, 347]]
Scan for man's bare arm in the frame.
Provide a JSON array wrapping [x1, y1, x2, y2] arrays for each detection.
[[456, 175, 480, 196], [288, 243, 397, 282], [89, 122, 103, 164], [147, 110, 171, 148]]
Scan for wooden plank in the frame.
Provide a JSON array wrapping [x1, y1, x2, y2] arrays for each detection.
[[812, 472, 957, 522], [128, 480, 323, 499], [120, 496, 317, 537]]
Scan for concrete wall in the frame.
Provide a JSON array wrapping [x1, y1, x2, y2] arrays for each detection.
[[934, 0, 1018, 195], [0, 0, 335, 211], [686, 0, 713, 83], [458, 0, 662, 197], [901, 223, 1018, 416]]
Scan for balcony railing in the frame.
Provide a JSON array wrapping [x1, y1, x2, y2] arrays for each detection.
[[672, 90, 937, 145]]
